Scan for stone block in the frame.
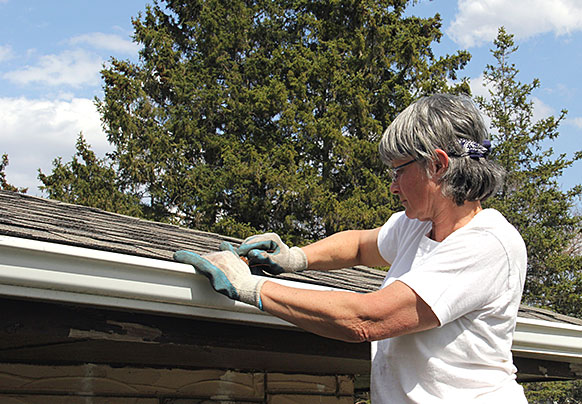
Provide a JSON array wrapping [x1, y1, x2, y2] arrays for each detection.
[[268, 395, 353, 404], [266, 373, 336, 394], [0, 396, 158, 404], [165, 400, 256, 404], [336, 376, 354, 395], [0, 363, 264, 400]]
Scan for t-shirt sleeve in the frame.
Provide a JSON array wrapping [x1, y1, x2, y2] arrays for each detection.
[[399, 229, 512, 326], [376, 212, 404, 265]]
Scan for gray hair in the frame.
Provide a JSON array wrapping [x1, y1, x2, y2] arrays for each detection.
[[378, 93, 505, 205]]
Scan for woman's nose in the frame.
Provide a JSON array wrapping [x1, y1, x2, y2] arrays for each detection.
[[390, 178, 399, 195]]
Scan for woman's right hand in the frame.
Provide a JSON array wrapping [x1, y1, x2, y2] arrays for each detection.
[[231, 232, 308, 274]]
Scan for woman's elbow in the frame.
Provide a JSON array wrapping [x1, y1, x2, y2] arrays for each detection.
[[339, 319, 379, 343], [341, 315, 417, 343]]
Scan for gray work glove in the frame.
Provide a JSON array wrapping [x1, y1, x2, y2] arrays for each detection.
[[174, 243, 266, 310], [234, 232, 308, 275]]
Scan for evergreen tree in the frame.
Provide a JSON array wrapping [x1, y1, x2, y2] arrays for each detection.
[[39, 134, 143, 218], [96, 0, 470, 243], [0, 154, 27, 193], [476, 27, 582, 318], [474, 28, 582, 403]]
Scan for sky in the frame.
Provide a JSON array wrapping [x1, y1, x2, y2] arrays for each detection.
[[1, 0, 581, 202]]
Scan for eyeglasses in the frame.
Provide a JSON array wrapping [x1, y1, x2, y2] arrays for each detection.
[[390, 159, 416, 181]]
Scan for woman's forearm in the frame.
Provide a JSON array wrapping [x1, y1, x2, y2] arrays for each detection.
[[302, 228, 386, 270], [260, 280, 374, 342], [259, 279, 437, 343]]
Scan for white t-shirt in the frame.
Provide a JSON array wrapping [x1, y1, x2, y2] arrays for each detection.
[[371, 209, 527, 403]]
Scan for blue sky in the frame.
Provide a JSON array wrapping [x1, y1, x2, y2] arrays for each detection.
[[1, 0, 581, 206]]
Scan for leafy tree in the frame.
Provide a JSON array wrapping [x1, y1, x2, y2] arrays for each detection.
[[0, 154, 27, 193], [96, 0, 470, 243], [474, 27, 582, 402], [39, 134, 143, 218]]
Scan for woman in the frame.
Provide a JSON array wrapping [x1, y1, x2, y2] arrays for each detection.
[[175, 94, 528, 403]]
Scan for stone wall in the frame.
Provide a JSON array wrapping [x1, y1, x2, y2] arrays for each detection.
[[0, 363, 355, 403]]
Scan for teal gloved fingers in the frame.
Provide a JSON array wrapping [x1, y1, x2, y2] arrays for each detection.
[[220, 241, 265, 275], [247, 248, 286, 274], [219, 241, 237, 254], [236, 233, 308, 274], [236, 236, 279, 256], [173, 250, 240, 300], [173, 249, 266, 310]]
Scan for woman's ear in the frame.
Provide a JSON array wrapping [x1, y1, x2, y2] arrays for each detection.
[[433, 149, 449, 177]]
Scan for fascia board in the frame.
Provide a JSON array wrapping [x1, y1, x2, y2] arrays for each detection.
[[1, 235, 582, 363]]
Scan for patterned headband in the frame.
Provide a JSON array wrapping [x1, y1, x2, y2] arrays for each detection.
[[452, 138, 491, 159]]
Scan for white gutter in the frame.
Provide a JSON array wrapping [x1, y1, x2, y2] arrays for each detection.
[[1, 235, 581, 364], [513, 317, 582, 363], [0, 235, 330, 329]]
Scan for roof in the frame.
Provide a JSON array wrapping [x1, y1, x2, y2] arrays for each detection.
[[1, 190, 580, 325], [0, 189, 383, 293], [0, 190, 581, 381]]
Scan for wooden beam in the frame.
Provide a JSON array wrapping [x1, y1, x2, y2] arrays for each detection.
[[514, 357, 582, 382], [0, 297, 370, 375]]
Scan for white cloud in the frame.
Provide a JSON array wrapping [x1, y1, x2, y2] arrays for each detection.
[[531, 96, 555, 121], [69, 32, 139, 55], [466, 74, 494, 132], [448, 0, 582, 48], [0, 44, 13, 62], [469, 74, 491, 99], [469, 75, 556, 131], [569, 117, 582, 129], [2, 49, 103, 88], [0, 96, 112, 195]]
